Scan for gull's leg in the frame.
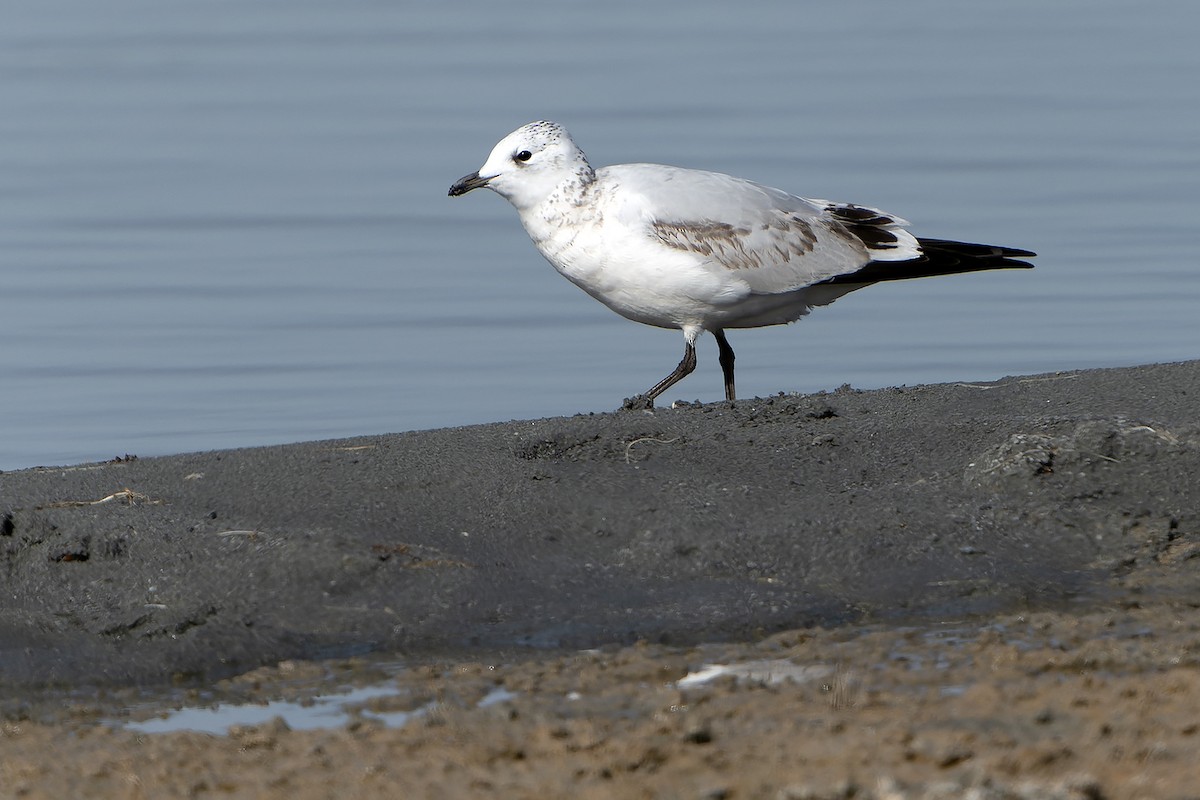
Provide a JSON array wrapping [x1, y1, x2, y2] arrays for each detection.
[[714, 328, 736, 401], [623, 328, 700, 409], [644, 342, 697, 402]]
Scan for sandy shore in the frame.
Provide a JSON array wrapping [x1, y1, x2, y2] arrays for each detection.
[[2, 361, 1199, 798]]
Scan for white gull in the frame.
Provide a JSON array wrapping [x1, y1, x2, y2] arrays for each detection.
[[449, 120, 1034, 407]]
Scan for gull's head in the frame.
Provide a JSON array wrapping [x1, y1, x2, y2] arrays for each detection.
[[448, 120, 593, 211]]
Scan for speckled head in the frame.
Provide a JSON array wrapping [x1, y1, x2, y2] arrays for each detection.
[[448, 121, 595, 212]]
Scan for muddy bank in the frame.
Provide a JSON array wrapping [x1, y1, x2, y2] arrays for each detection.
[[1, 361, 1198, 692], [6, 601, 1200, 799]]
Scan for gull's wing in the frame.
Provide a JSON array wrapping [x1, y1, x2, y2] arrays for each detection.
[[602, 163, 922, 296]]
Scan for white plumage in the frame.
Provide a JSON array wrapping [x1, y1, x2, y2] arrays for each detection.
[[449, 120, 1033, 406]]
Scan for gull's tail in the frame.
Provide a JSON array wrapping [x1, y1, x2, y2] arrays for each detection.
[[823, 238, 1035, 285]]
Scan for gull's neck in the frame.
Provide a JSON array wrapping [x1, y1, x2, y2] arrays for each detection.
[[520, 165, 600, 248], [525, 164, 597, 221]]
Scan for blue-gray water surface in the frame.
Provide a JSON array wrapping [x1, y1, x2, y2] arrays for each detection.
[[3, 0, 1198, 470]]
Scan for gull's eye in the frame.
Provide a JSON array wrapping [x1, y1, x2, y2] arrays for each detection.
[[514, 150, 533, 163]]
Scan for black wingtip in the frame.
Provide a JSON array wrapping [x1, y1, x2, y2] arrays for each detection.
[[822, 238, 1036, 285], [914, 238, 1037, 272]]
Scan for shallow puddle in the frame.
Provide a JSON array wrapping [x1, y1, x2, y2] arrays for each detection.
[[123, 684, 406, 734], [120, 680, 520, 736]]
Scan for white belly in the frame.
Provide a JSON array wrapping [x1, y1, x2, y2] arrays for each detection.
[[525, 214, 755, 330]]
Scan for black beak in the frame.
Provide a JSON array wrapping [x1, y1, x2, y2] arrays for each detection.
[[448, 171, 491, 197]]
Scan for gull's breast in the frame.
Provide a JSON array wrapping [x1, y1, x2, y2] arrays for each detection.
[[523, 203, 749, 330]]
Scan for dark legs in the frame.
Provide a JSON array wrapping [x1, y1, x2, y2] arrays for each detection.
[[624, 341, 697, 409], [643, 341, 697, 402], [714, 328, 736, 401], [623, 328, 736, 409]]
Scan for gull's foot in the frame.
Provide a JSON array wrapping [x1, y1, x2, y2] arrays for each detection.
[[621, 394, 655, 411]]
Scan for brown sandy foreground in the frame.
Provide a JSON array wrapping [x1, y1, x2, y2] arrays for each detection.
[[3, 361, 1200, 798]]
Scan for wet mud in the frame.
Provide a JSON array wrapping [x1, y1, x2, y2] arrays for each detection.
[[2, 361, 1199, 797]]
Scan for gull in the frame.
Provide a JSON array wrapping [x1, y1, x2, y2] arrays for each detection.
[[448, 121, 1034, 407]]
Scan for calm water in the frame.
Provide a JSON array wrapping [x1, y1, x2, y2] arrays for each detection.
[[3, 0, 1198, 471]]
